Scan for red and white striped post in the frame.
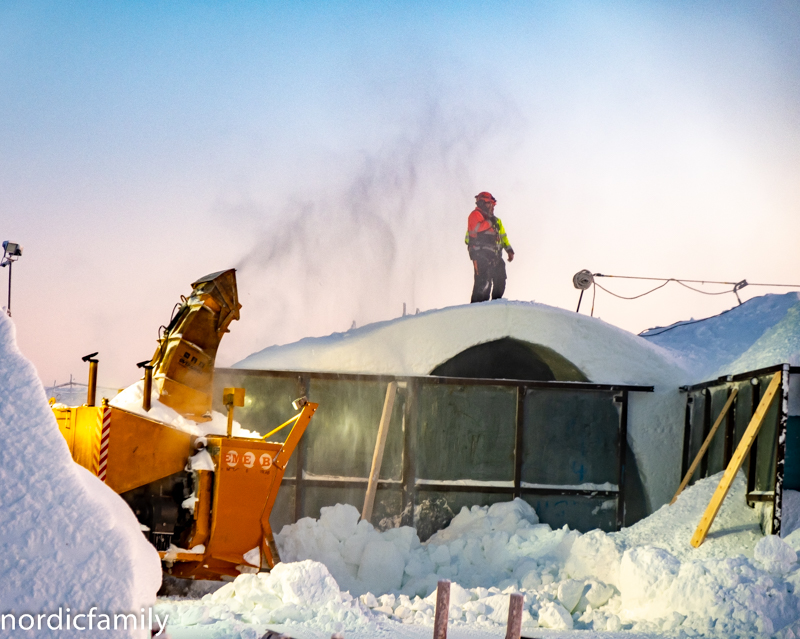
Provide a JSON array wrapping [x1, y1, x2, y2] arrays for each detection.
[[96, 399, 112, 482]]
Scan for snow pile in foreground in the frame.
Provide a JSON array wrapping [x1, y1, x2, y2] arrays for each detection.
[[161, 473, 800, 637], [110, 380, 260, 438], [156, 560, 378, 638], [0, 314, 162, 638]]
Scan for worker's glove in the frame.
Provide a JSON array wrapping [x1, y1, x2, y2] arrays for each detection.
[[507, 250, 515, 262], [473, 260, 479, 275]]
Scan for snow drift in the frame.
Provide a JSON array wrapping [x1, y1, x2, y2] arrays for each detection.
[[0, 314, 162, 638], [160, 473, 800, 638], [641, 291, 800, 381]]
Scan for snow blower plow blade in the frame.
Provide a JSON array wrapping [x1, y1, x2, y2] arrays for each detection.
[[164, 401, 318, 580]]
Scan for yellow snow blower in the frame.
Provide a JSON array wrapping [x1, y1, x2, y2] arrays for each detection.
[[52, 269, 317, 580]]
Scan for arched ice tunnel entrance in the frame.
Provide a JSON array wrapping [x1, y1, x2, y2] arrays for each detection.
[[430, 337, 589, 382]]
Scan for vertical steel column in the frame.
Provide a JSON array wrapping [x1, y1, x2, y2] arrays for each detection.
[[681, 394, 694, 479], [773, 365, 790, 535], [294, 374, 310, 523], [747, 377, 761, 495], [615, 391, 629, 530], [513, 386, 525, 499], [700, 388, 712, 478], [723, 386, 737, 466], [401, 379, 419, 528]]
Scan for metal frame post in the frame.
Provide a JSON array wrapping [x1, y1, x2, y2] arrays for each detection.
[[681, 394, 694, 479], [401, 379, 418, 527], [294, 374, 310, 523], [723, 386, 737, 466], [700, 388, 712, 478], [615, 390, 629, 530], [773, 365, 790, 535], [513, 386, 525, 498], [747, 377, 761, 496]]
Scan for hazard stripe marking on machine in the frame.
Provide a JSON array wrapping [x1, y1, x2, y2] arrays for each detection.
[[97, 403, 112, 482]]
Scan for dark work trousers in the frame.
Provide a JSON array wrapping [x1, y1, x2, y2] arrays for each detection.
[[470, 252, 506, 303]]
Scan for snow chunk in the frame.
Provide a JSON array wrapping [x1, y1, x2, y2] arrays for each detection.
[[565, 529, 623, 587], [619, 546, 680, 610], [190, 448, 215, 471], [357, 539, 405, 593], [537, 601, 573, 629], [754, 535, 797, 575]]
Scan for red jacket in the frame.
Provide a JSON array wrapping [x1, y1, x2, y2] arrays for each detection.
[[465, 209, 512, 256]]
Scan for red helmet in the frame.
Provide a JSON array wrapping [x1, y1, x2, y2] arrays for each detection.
[[475, 191, 496, 203]]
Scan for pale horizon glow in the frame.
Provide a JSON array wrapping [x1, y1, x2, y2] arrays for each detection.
[[2, 1, 799, 389]]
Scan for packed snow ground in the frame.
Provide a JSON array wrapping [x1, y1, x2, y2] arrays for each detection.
[[0, 313, 162, 638], [159, 474, 800, 638]]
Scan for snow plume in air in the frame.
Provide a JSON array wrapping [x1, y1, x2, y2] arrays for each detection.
[[229, 102, 521, 355]]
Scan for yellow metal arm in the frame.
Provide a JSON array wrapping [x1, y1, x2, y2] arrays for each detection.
[[261, 413, 302, 441], [272, 402, 318, 470]]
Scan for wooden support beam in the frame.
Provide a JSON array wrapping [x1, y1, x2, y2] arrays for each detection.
[[690, 372, 781, 548], [433, 580, 450, 639], [362, 381, 398, 523], [671, 388, 739, 505], [505, 593, 524, 639]]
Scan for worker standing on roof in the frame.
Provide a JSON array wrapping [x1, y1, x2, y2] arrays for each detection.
[[465, 191, 514, 303]]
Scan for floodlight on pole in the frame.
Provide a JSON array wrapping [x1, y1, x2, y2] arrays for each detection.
[[1, 241, 23, 317]]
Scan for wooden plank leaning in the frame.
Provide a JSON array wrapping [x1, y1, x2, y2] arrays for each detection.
[[690, 371, 781, 548], [361, 381, 398, 522], [671, 387, 739, 505]]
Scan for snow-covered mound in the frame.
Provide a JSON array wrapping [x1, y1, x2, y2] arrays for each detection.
[[235, 300, 690, 512], [235, 299, 686, 386], [0, 315, 162, 637], [641, 292, 800, 381], [160, 473, 800, 637], [110, 380, 260, 439]]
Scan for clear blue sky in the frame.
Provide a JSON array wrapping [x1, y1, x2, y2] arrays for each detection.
[[2, 1, 799, 388]]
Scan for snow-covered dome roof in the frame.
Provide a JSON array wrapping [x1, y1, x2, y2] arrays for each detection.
[[234, 300, 688, 388]]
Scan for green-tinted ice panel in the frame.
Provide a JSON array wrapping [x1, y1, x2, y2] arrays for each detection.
[[303, 379, 404, 480], [522, 390, 619, 486], [416, 384, 516, 482], [705, 387, 730, 475], [753, 374, 781, 493]]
